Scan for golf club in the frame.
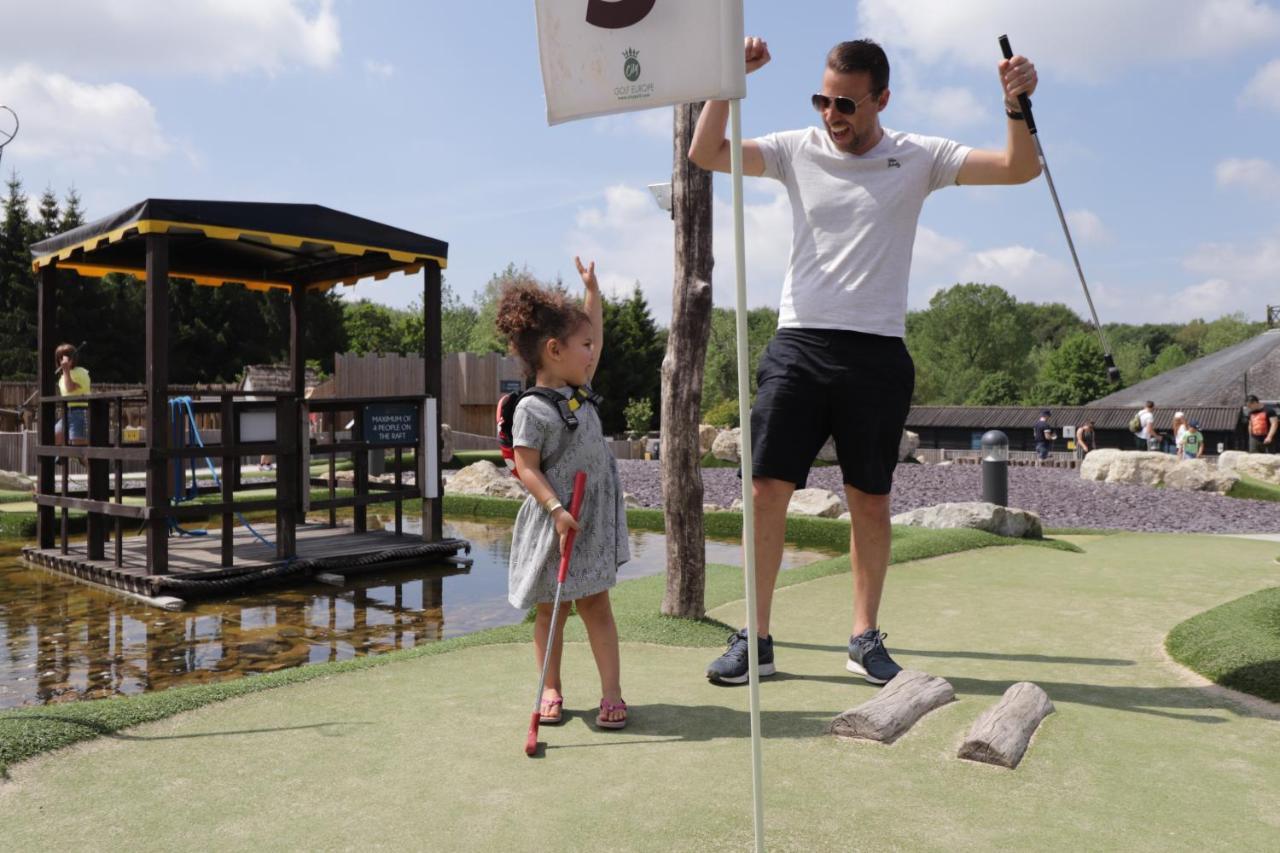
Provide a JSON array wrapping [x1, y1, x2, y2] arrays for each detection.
[[999, 34, 1121, 385], [524, 469, 588, 757]]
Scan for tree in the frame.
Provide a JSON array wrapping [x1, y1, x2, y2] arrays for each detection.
[[701, 305, 777, 413], [1015, 301, 1085, 349], [1202, 313, 1262, 356], [1029, 331, 1110, 405], [1141, 344, 1190, 380], [965, 371, 1023, 406], [907, 283, 1031, 404], [344, 300, 409, 355], [468, 263, 547, 354], [0, 173, 38, 378], [595, 283, 664, 435]]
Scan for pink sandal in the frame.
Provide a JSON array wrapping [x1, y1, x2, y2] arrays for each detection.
[[597, 698, 628, 730], [539, 696, 565, 725]]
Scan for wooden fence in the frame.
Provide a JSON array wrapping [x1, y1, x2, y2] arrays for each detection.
[[321, 352, 524, 436]]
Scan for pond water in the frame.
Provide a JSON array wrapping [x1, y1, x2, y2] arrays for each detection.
[[0, 518, 837, 709]]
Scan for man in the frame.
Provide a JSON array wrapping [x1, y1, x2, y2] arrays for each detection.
[[1245, 395, 1277, 454], [689, 37, 1040, 685], [1137, 401, 1160, 452], [1033, 410, 1055, 461], [1075, 419, 1096, 463]]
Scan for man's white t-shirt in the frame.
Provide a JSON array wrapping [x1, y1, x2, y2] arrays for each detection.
[[756, 127, 971, 338], [1138, 409, 1155, 439]]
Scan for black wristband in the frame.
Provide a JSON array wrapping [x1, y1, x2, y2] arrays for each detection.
[[1005, 96, 1030, 121]]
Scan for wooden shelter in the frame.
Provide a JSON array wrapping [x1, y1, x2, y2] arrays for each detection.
[[23, 199, 467, 598]]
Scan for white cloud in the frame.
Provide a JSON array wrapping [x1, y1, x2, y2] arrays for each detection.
[[1184, 232, 1280, 282], [1215, 157, 1280, 196], [364, 59, 394, 79], [592, 108, 673, 140], [1240, 58, 1280, 111], [1065, 209, 1110, 243], [858, 1, 1280, 82], [892, 82, 991, 130], [1155, 277, 1254, 321], [1, 0, 340, 76], [0, 65, 171, 164], [565, 183, 792, 323]]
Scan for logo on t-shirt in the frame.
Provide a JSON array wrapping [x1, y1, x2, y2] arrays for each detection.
[[887, 157, 901, 169]]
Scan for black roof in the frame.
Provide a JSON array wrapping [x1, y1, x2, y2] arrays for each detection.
[[1088, 329, 1280, 408], [31, 199, 448, 292], [906, 405, 1242, 433]]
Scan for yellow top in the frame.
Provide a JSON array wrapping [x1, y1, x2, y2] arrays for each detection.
[[58, 366, 91, 408]]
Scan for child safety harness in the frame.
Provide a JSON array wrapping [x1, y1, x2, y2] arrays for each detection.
[[497, 385, 602, 478]]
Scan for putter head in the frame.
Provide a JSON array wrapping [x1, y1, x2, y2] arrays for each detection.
[[525, 712, 540, 756]]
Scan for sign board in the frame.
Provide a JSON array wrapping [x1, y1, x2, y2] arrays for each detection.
[[500, 379, 523, 395], [239, 411, 276, 443], [423, 398, 439, 499], [363, 404, 419, 446], [534, 0, 745, 125]]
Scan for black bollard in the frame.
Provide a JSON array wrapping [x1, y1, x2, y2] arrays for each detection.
[[982, 430, 1009, 507]]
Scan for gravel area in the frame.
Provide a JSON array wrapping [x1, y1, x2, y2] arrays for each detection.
[[617, 460, 1280, 534]]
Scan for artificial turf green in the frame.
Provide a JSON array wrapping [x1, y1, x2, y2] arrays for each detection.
[[1165, 586, 1280, 703], [0, 511, 1071, 777], [1226, 475, 1280, 503], [0, 490, 31, 504]]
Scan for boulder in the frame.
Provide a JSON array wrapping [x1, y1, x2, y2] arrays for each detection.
[[698, 424, 718, 455], [788, 488, 844, 518], [0, 469, 32, 491], [703, 503, 722, 514], [891, 501, 1043, 539], [711, 427, 741, 464], [623, 492, 643, 509], [898, 430, 920, 462], [1164, 459, 1239, 494], [837, 511, 851, 521], [729, 497, 745, 512], [1218, 450, 1280, 485], [440, 423, 454, 463], [446, 460, 528, 500], [1080, 449, 1176, 487]]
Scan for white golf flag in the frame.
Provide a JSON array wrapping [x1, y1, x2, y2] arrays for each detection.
[[535, 0, 745, 125]]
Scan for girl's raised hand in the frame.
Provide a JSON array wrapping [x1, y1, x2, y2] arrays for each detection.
[[574, 256, 598, 293]]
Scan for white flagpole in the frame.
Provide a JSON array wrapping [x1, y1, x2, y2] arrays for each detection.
[[729, 96, 765, 853]]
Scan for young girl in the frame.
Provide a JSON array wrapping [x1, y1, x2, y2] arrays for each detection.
[[496, 257, 630, 730]]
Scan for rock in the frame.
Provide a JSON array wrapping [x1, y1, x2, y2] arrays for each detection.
[[698, 424, 718, 455], [729, 497, 744, 512], [788, 488, 844, 518], [817, 437, 839, 463], [445, 460, 527, 500], [891, 501, 1043, 539], [1218, 450, 1280, 485], [711, 427, 741, 464], [0, 469, 31, 491], [1164, 459, 1239, 494], [898, 430, 920, 462], [1081, 449, 1176, 487], [837, 511, 850, 521], [624, 492, 643, 509], [1078, 448, 1123, 481], [440, 423, 454, 463], [703, 503, 721, 514]]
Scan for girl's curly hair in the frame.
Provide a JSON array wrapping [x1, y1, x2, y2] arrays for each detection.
[[495, 280, 590, 377]]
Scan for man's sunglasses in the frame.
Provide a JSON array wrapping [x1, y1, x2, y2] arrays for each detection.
[[810, 92, 874, 116]]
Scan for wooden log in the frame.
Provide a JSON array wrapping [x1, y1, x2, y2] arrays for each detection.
[[827, 670, 955, 743], [958, 681, 1054, 769]]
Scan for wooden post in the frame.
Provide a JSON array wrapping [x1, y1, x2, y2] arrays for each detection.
[[353, 410, 367, 534], [220, 395, 234, 566], [87, 398, 109, 560], [290, 281, 306, 516], [660, 102, 715, 618], [145, 234, 170, 574], [36, 263, 57, 550], [423, 262, 443, 542]]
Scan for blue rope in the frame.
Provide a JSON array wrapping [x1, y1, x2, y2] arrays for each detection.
[[168, 396, 275, 549]]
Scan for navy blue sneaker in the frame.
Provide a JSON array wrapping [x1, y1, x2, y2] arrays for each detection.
[[846, 629, 902, 685], [706, 629, 776, 684]]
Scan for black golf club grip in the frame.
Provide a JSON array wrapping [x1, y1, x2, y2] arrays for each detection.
[[998, 35, 1037, 135]]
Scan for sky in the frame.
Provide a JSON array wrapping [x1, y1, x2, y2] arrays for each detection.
[[2, 0, 1280, 328]]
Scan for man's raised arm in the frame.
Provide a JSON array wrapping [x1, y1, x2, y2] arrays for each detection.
[[687, 36, 770, 176]]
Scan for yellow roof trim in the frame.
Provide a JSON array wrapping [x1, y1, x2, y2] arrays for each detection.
[[59, 262, 293, 293], [32, 218, 448, 274]]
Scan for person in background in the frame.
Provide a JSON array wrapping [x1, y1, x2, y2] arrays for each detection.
[[1245, 395, 1277, 454], [1170, 411, 1187, 456], [54, 342, 90, 447], [1033, 409, 1055, 461], [1074, 419, 1096, 463], [1181, 419, 1205, 460], [1138, 401, 1160, 451]]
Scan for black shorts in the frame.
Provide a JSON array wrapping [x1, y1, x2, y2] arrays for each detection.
[[750, 328, 914, 495]]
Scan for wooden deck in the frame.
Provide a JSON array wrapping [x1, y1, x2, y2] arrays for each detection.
[[22, 522, 470, 600]]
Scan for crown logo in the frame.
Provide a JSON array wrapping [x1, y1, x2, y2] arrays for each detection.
[[622, 47, 642, 82]]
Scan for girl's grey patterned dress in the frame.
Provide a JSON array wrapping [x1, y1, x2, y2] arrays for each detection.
[[508, 387, 630, 609]]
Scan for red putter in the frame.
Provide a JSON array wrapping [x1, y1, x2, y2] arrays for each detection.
[[525, 470, 587, 757]]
